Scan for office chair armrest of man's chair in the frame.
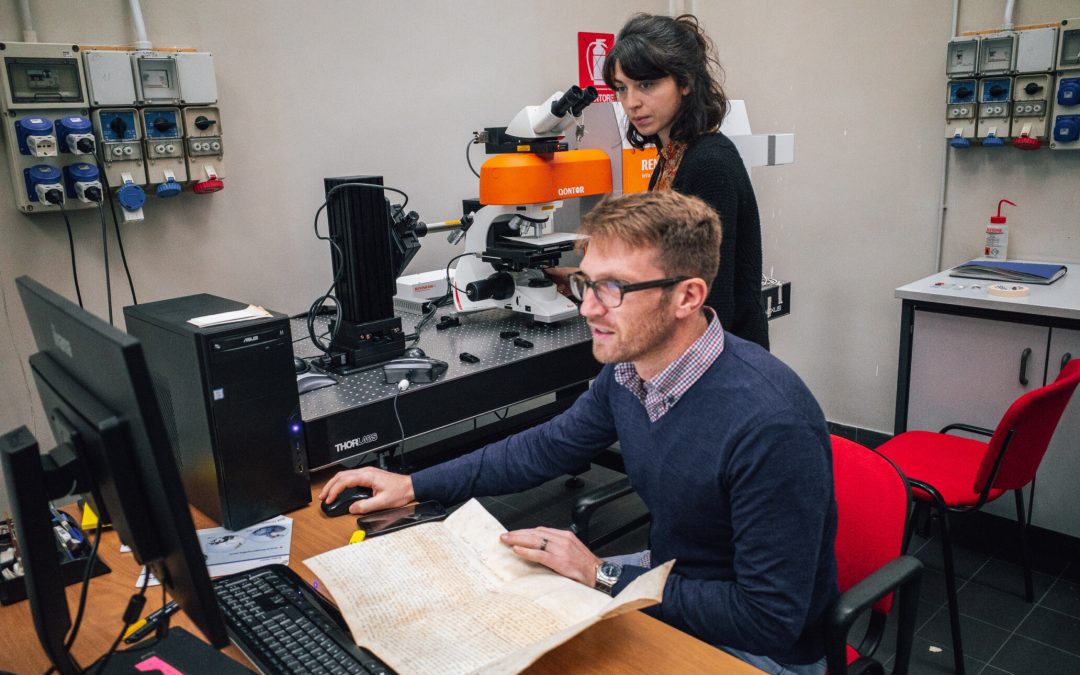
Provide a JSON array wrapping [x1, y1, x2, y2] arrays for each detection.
[[570, 476, 635, 545], [939, 423, 993, 437], [826, 555, 924, 675]]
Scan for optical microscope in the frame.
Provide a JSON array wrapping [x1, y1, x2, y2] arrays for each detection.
[[451, 86, 612, 323]]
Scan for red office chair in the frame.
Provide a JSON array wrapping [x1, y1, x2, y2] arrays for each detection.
[[876, 359, 1080, 675], [827, 435, 923, 675]]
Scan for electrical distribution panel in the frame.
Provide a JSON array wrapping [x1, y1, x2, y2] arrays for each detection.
[[2, 42, 223, 215], [943, 20, 1080, 151], [978, 33, 1017, 75], [0, 41, 102, 213], [1052, 19, 1080, 149], [946, 79, 978, 145], [1012, 74, 1053, 144], [977, 77, 1013, 144]]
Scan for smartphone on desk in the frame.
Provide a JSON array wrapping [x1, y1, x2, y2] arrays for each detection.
[[356, 501, 448, 537]]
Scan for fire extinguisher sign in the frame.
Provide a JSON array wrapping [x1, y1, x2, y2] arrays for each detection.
[[578, 32, 616, 102]]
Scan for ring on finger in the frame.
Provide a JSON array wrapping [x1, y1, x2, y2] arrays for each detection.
[[539, 537, 549, 552]]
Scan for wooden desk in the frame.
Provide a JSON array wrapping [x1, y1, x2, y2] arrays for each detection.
[[0, 481, 758, 674]]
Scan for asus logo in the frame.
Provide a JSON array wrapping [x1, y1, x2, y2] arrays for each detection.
[[51, 324, 73, 358], [335, 432, 378, 453], [242, 335, 259, 344]]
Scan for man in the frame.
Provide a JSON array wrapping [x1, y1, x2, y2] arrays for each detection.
[[321, 191, 837, 673]]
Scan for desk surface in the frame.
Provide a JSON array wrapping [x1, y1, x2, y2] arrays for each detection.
[[895, 261, 1080, 320], [0, 477, 758, 674]]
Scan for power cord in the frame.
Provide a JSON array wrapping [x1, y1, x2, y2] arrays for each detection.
[[466, 134, 481, 178], [62, 521, 103, 653], [93, 199, 114, 325], [87, 567, 150, 673], [94, 158, 138, 305], [55, 200, 84, 309]]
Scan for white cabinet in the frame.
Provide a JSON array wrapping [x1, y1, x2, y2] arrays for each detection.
[[1031, 329, 1080, 538], [906, 311, 1080, 534], [908, 311, 1048, 432]]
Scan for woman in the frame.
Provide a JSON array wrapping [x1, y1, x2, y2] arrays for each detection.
[[604, 13, 769, 349]]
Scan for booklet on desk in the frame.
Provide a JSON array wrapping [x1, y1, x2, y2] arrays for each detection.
[[949, 260, 1067, 284]]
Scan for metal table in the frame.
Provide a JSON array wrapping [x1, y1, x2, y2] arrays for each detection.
[[293, 308, 600, 470]]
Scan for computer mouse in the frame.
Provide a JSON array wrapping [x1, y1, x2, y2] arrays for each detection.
[[296, 372, 337, 394], [321, 485, 374, 517], [294, 356, 310, 374], [402, 346, 426, 358]]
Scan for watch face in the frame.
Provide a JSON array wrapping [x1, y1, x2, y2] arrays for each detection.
[[599, 561, 622, 578]]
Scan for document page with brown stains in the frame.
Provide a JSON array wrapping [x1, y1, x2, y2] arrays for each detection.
[[305, 499, 670, 675]]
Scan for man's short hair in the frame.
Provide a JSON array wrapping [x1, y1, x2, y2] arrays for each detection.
[[578, 191, 721, 290]]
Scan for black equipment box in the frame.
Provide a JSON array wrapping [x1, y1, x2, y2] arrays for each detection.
[[124, 295, 310, 530]]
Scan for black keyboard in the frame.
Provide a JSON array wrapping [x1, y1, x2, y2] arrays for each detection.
[[214, 564, 394, 675]]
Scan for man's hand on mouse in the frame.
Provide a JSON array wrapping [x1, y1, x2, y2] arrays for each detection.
[[500, 526, 602, 588], [319, 467, 414, 515]]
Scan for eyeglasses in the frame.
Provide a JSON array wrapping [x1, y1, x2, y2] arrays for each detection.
[[567, 272, 688, 309]]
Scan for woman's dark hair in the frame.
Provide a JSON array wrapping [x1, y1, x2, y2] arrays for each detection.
[[602, 14, 728, 149]]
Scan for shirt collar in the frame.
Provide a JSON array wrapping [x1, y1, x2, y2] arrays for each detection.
[[614, 307, 726, 422]]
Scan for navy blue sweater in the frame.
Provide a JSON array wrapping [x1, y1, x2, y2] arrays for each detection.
[[412, 334, 838, 664]]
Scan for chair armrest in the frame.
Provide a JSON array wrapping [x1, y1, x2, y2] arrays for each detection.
[[939, 423, 993, 437], [570, 477, 635, 543], [826, 555, 923, 675]]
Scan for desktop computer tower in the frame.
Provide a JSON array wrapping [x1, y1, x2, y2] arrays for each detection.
[[124, 294, 310, 530]]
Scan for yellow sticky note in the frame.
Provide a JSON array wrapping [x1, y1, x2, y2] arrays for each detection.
[[348, 530, 366, 544]]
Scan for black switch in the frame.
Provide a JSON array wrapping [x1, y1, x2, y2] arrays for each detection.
[[109, 116, 128, 137], [194, 115, 216, 131], [1024, 82, 1043, 96], [988, 84, 1005, 97], [956, 86, 972, 99], [152, 116, 175, 133]]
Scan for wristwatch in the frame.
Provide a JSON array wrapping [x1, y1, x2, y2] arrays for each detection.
[[594, 560, 623, 596]]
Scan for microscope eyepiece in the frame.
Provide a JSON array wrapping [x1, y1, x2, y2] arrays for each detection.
[[550, 85, 585, 118], [570, 86, 599, 116]]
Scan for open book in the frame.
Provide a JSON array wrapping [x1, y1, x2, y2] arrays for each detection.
[[304, 499, 671, 675], [949, 260, 1067, 285]]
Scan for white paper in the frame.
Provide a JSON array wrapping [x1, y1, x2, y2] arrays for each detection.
[[187, 304, 273, 327], [136, 515, 292, 587], [305, 499, 670, 675]]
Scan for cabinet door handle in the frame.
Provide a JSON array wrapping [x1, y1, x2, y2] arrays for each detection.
[[1019, 347, 1032, 386], [1063, 352, 1073, 372]]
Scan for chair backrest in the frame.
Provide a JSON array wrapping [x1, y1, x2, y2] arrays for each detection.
[[976, 359, 1080, 493], [831, 435, 910, 614]]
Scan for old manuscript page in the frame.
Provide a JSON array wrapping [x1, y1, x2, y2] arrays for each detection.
[[304, 499, 671, 675]]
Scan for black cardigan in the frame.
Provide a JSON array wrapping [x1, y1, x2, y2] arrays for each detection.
[[649, 133, 770, 350]]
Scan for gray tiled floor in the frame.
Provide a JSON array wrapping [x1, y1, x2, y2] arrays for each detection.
[[467, 464, 1080, 675]]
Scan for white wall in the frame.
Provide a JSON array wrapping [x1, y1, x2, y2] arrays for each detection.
[[0, 0, 667, 512], [694, 1, 1080, 434], [3, 2, 1080, 515]]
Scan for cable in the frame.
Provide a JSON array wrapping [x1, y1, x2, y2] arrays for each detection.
[[96, 202, 114, 325], [94, 158, 138, 305], [89, 567, 150, 673], [466, 135, 481, 178], [57, 202, 84, 308], [388, 379, 409, 468], [63, 521, 103, 652]]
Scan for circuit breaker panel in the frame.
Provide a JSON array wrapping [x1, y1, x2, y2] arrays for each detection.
[[0, 42, 98, 213], [1, 41, 224, 216], [944, 18, 1080, 151]]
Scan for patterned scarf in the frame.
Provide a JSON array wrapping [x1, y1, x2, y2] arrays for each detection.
[[651, 140, 689, 191]]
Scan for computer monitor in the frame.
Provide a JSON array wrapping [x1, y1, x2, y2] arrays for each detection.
[[0, 276, 228, 674]]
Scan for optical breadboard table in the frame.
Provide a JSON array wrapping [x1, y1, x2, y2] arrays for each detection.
[[293, 308, 600, 471]]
